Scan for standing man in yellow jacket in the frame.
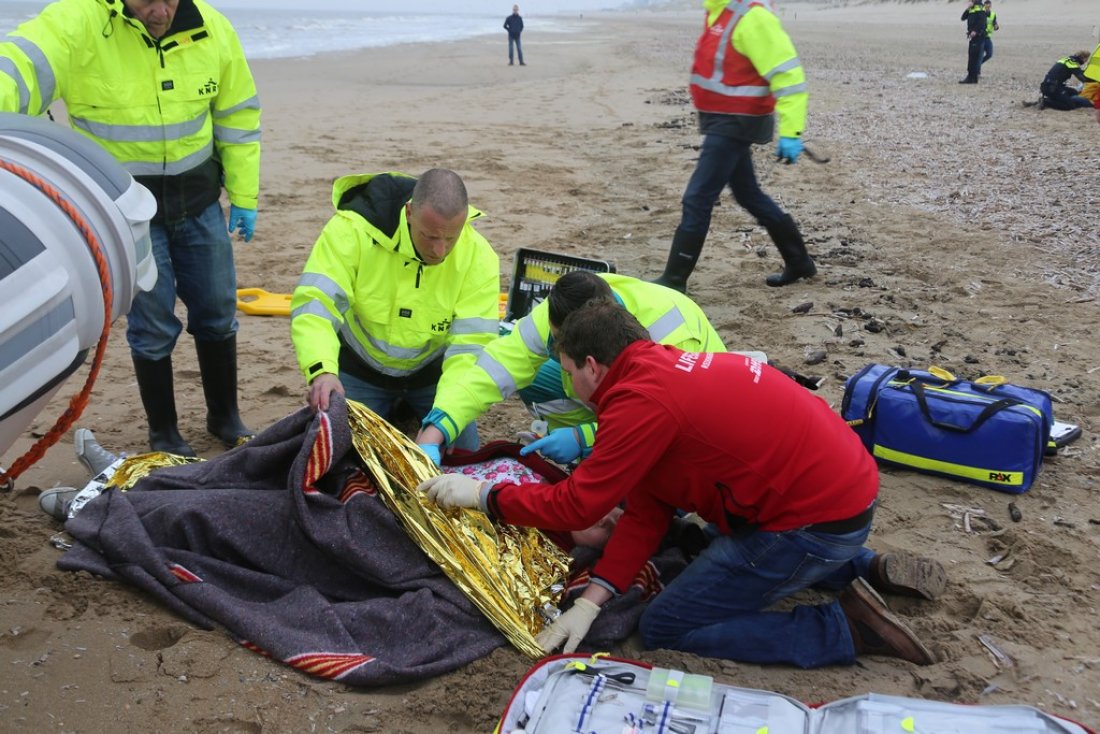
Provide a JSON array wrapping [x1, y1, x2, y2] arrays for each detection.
[[979, 1, 999, 67], [415, 271, 726, 465], [652, 0, 813, 293], [291, 170, 499, 454], [1, 0, 261, 456]]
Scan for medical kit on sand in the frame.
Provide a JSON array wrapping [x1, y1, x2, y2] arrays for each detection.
[[495, 653, 1094, 733], [503, 248, 615, 324], [841, 365, 1079, 494]]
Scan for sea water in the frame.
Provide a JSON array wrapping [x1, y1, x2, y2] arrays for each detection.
[[1, 0, 648, 60]]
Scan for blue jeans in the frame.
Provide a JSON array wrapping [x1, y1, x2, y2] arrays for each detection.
[[126, 201, 238, 360], [340, 371, 479, 451], [981, 37, 993, 63], [639, 525, 875, 668], [679, 133, 787, 238], [508, 34, 524, 64]]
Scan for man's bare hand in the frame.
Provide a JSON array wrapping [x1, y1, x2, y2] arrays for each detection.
[[415, 424, 446, 447], [307, 373, 344, 412]]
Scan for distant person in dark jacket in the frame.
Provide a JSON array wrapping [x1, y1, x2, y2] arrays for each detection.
[[1039, 51, 1097, 110], [959, 0, 988, 84], [504, 4, 525, 66]]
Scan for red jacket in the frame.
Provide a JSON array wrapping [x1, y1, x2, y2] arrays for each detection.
[[486, 342, 879, 592], [690, 5, 775, 117]]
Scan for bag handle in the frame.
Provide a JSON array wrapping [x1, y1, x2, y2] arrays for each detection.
[[849, 366, 902, 427], [926, 366, 1012, 395], [927, 366, 957, 383], [911, 382, 1020, 433], [972, 374, 1009, 395]]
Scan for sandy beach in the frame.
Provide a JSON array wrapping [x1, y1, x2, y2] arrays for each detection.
[[3, 1, 1100, 731]]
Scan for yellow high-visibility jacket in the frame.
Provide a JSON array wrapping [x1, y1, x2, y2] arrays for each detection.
[[291, 172, 500, 389], [1085, 43, 1100, 81], [697, 0, 807, 139], [0, 0, 260, 215], [428, 274, 727, 444]]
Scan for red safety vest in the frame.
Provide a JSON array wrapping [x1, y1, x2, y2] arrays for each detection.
[[689, 2, 776, 116]]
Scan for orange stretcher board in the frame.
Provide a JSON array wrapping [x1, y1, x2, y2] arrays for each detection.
[[237, 290, 503, 319], [236, 288, 292, 317]]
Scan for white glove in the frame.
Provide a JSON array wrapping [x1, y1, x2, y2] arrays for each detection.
[[536, 597, 601, 654], [417, 474, 485, 510]]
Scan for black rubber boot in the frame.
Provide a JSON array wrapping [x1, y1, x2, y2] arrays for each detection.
[[132, 355, 196, 457], [764, 215, 817, 287], [651, 229, 707, 293], [196, 336, 254, 448]]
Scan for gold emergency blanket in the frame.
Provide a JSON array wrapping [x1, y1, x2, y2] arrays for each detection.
[[107, 452, 203, 489], [345, 400, 569, 659]]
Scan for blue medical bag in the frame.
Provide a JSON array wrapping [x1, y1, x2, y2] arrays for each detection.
[[841, 365, 1054, 494]]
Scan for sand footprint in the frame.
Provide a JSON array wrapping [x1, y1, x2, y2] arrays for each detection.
[[129, 624, 188, 651]]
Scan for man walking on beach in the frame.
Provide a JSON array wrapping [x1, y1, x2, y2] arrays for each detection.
[[0, 0, 262, 457], [980, 1, 999, 66], [419, 299, 947, 665], [291, 169, 499, 456], [504, 4, 525, 66], [652, 0, 815, 293], [959, 0, 988, 83]]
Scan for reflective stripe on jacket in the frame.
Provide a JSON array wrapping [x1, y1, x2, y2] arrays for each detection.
[[430, 273, 727, 443], [1043, 56, 1088, 90], [0, 0, 261, 211], [290, 172, 500, 386], [690, 0, 807, 138]]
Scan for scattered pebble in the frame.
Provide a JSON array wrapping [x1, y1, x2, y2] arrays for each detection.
[[804, 349, 827, 365]]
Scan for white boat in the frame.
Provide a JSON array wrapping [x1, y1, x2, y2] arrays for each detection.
[[0, 112, 156, 461]]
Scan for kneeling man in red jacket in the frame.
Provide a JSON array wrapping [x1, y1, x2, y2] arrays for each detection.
[[419, 299, 945, 668]]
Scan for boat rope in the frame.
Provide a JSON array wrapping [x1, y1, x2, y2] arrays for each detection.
[[0, 158, 114, 488]]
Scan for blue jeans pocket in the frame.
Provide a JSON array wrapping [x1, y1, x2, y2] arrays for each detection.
[[763, 550, 846, 602]]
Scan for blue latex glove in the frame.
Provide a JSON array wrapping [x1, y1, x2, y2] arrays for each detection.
[[227, 205, 256, 242], [776, 136, 803, 165], [519, 427, 582, 464], [417, 443, 442, 467]]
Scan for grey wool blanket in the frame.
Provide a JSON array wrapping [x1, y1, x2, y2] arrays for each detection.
[[58, 395, 683, 686]]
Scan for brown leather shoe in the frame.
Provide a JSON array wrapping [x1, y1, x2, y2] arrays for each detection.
[[840, 578, 935, 665], [869, 552, 947, 600]]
